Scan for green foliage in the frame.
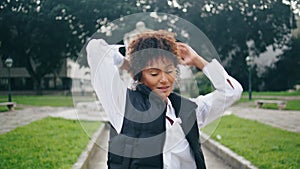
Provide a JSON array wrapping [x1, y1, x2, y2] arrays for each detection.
[[194, 71, 214, 95], [262, 37, 300, 91], [0, 117, 101, 168], [177, 0, 297, 92], [0, 0, 298, 92], [202, 115, 300, 169], [0, 0, 85, 91]]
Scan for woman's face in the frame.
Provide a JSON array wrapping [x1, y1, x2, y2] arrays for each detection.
[[140, 57, 176, 99]]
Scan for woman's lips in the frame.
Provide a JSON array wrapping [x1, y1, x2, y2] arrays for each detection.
[[157, 86, 170, 93]]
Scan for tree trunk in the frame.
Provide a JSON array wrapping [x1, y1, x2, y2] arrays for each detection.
[[32, 77, 43, 95]]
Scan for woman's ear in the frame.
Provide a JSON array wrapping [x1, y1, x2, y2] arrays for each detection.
[[133, 71, 143, 83]]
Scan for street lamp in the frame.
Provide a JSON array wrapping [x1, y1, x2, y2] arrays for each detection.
[[5, 57, 13, 102], [245, 56, 254, 100]]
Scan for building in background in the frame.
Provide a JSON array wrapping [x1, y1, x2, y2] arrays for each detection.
[[0, 58, 92, 95]]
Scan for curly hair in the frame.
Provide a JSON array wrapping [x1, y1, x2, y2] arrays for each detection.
[[127, 30, 180, 81]]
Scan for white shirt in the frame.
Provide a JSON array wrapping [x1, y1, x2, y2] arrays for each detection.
[[86, 39, 243, 169], [164, 99, 197, 169]]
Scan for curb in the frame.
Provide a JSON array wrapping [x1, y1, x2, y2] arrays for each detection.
[[72, 123, 106, 169], [201, 133, 258, 169], [72, 124, 258, 169]]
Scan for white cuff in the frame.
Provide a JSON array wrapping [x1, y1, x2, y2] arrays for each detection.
[[113, 51, 124, 67]]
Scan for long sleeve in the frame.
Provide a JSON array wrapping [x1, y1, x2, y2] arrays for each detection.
[[190, 59, 243, 128], [86, 39, 127, 133]]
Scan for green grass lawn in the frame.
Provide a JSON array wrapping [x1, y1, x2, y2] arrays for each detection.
[[202, 115, 300, 169], [0, 95, 73, 112], [259, 99, 300, 110], [0, 95, 98, 112], [0, 117, 101, 169], [0, 106, 8, 112], [237, 90, 300, 111], [242, 90, 300, 97], [237, 98, 300, 110], [11, 95, 74, 107], [285, 99, 300, 110]]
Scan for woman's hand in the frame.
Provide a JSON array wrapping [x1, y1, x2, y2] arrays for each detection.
[[120, 57, 130, 71], [177, 42, 208, 70]]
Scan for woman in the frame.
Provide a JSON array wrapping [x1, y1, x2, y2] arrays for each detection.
[[86, 30, 243, 169]]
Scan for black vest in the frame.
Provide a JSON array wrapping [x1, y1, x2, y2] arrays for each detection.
[[108, 84, 206, 169]]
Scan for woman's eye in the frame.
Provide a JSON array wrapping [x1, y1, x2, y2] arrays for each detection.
[[150, 72, 159, 76], [166, 70, 173, 74]]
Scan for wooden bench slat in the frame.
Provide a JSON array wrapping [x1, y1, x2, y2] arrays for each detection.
[[255, 100, 286, 104], [255, 100, 286, 110], [0, 102, 16, 105], [0, 102, 16, 111]]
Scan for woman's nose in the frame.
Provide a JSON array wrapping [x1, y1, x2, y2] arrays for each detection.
[[160, 72, 168, 83]]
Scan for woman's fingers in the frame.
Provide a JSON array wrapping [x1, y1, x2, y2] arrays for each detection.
[[177, 43, 195, 65]]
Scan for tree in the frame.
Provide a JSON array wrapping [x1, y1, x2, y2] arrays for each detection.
[[1, 0, 298, 92], [127, 0, 297, 91], [187, 0, 296, 91], [0, 0, 142, 93], [0, 0, 86, 93], [262, 36, 300, 91]]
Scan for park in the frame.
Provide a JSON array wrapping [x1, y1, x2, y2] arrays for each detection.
[[1, 0, 300, 169], [0, 92, 300, 168]]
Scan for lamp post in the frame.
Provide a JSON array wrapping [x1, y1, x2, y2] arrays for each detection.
[[5, 57, 13, 102], [245, 56, 254, 100]]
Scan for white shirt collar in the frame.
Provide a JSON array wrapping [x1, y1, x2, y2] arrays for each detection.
[[166, 98, 176, 119]]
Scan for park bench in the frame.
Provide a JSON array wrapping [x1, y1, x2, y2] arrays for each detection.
[[255, 100, 287, 110], [0, 102, 16, 111]]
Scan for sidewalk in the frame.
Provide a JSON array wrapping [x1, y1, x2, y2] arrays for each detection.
[[2, 101, 298, 135], [0, 104, 233, 169], [0, 102, 104, 134], [0, 106, 70, 134], [0, 103, 232, 169], [227, 102, 300, 133], [78, 124, 234, 169], [1, 101, 299, 169]]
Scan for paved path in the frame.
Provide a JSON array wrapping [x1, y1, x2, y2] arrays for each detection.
[[1, 100, 299, 169], [227, 103, 300, 133], [0, 103, 233, 169], [0, 102, 104, 134], [87, 125, 233, 169], [2, 101, 298, 136], [0, 106, 70, 134]]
